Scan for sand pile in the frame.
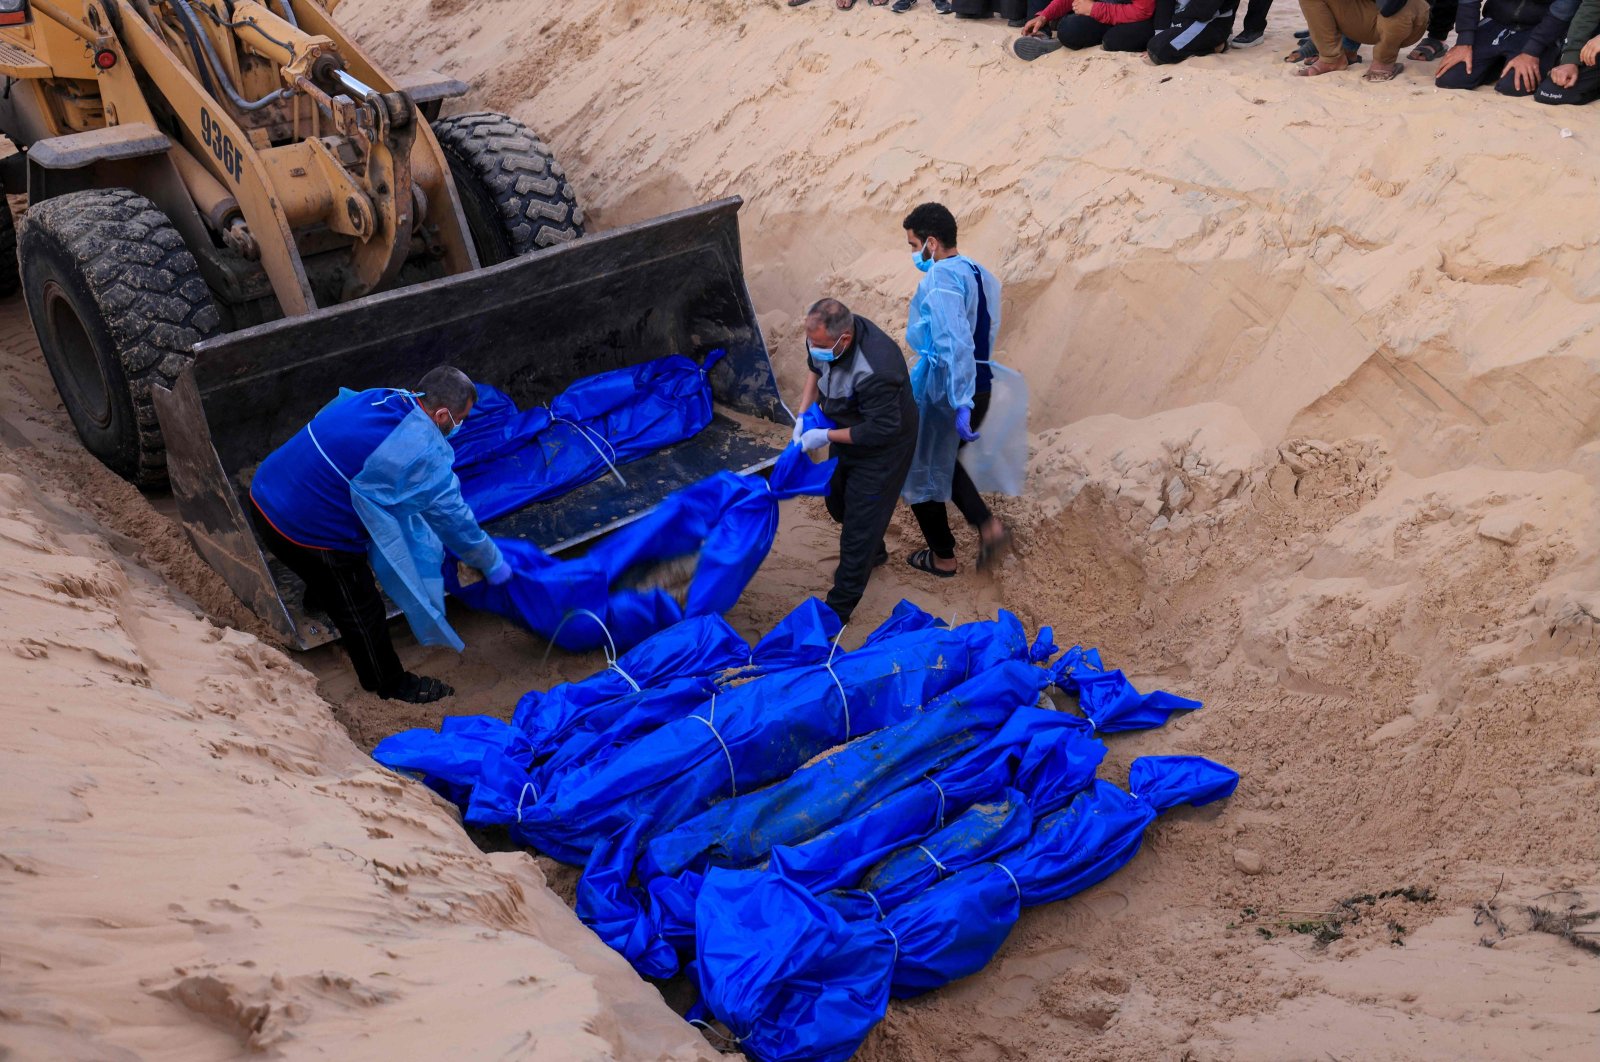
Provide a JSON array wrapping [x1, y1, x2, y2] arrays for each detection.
[[0, 351, 713, 1057], [2, 0, 1598, 1057]]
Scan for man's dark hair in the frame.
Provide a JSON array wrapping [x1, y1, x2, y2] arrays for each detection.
[[418, 366, 476, 414], [806, 298, 853, 340], [903, 202, 958, 247]]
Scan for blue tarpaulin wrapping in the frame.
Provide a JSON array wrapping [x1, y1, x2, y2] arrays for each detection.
[[1051, 645, 1203, 732], [372, 603, 1233, 1062], [513, 607, 1036, 864], [694, 756, 1239, 1060], [444, 408, 836, 653], [451, 352, 725, 523]]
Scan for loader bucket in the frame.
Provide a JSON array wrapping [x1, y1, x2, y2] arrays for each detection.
[[152, 197, 791, 649]]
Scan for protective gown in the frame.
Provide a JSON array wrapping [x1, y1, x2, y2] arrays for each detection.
[[901, 255, 1025, 504], [255, 388, 504, 651]]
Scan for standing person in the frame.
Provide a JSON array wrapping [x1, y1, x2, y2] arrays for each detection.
[[1434, 0, 1577, 95], [1536, 0, 1600, 103], [791, 299, 919, 624], [1231, 0, 1275, 46], [1294, 0, 1429, 80], [899, 203, 1013, 579], [249, 366, 512, 704]]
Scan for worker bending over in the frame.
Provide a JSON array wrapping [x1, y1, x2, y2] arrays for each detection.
[[900, 202, 1013, 577], [792, 298, 919, 623], [249, 367, 512, 704]]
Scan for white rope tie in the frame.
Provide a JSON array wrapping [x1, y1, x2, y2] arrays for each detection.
[[687, 712, 737, 798], [823, 626, 850, 740], [884, 925, 901, 962], [917, 845, 949, 876], [550, 410, 628, 487], [926, 775, 948, 827], [305, 424, 352, 485], [994, 861, 1023, 903], [515, 781, 539, 822], [688, 1019, 742, 1048], [864, 889, 886, 920], [544, 609, 640, 691]]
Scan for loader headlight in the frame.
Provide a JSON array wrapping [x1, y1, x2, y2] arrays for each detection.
[[0, 0, 28, 27]]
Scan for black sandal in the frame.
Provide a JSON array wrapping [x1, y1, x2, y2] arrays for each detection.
[[387, 673, 454, 704], [1407, 37, 1447, 61], [906, 548, 957, 578]]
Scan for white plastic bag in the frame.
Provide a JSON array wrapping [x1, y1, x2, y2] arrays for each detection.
[[959, 362, 1028, 497]]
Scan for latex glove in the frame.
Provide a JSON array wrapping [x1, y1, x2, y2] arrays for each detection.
[[800, 427, 832, 452], [791, 418, 805, 446], [486, 557, 514, 586], [955, 406, 980, 442]]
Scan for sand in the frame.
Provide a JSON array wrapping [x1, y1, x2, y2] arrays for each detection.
[[4, 0, 1600, 1057]]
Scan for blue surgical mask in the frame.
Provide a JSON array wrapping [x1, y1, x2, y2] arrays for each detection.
[[912, 239, 934, 273], [443, 409, 462, 439], [809, 345, 839, 362]]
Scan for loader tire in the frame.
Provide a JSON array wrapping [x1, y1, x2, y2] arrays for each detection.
[[432, 112, 584, 264], [0, 184, 18, 299], [19, 189, 220, 488]]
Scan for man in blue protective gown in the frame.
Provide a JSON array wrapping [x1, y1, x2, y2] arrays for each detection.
[[900, 203, 1013, 578], [249, 367, 512, 704], [792, 298, 919, 623]]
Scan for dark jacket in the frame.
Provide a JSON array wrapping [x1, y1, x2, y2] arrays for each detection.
[[1560, 0, 1600, 62], [1457, 0, 1578, 52], [809, 315, 917, 455]]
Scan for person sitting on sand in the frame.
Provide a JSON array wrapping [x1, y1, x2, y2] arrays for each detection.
[[1010, 0, 1173, 59], [1294, 0, 1429, 81], [1434, 0, 1577, 96], [1535, 0, 1600, 102], [1148, 0, 1243, 63]]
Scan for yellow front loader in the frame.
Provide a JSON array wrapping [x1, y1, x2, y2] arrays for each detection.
[[0, 0, 786, 647]]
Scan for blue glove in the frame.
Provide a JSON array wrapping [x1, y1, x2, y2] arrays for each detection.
[[800, 427, 832, 452], [955, 406, 980, 442], [486, 557, 514, 586]]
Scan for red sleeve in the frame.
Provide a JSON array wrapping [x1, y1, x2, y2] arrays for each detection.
[[1091, 0, 1155, 22], [1036, 0, 1073, 20]]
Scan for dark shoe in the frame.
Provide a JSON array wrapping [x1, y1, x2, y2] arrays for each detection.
[[933, 0, 953, 11], [1231, 28, 1264, 47], [907, 548, 958, 579], [1007, 16, 1027, 25], [891, 0, 915, 11], [1009, 35, 1063, 60], [386, 672, 454, 704]]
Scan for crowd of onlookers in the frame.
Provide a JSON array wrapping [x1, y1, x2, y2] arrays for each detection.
[[790, 0, 1600, 102]]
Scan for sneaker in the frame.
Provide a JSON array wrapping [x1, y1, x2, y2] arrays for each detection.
[[933, 0, 953, 10], [1231, 28, 1265, 47], [1009, 35, 1063, 60], [891, 0, 915, 10]]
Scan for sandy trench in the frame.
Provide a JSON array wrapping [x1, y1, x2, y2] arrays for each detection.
[[4, 0, 1600, 1058]]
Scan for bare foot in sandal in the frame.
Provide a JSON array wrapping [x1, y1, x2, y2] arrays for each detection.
[[1295, 52, 1352, 76], [1363, 60, 1404, 82]]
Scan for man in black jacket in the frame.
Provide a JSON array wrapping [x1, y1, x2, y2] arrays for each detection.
[[793, 298, 919, 623], [1435, 0, 1577, 94]]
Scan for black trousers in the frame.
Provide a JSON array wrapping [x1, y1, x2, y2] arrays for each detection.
[[910, 390, 995, 561], [1536, 62, 1600, 105], [1241, 0, 1272, 34], [824, 440, 917, 623], [251, 503, 406, 696], [1057, 0, 1175, 50], [1149, 14, 1234, 62], [1425, 0, 1456, 39], [1434, 21, 1559, 96]]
